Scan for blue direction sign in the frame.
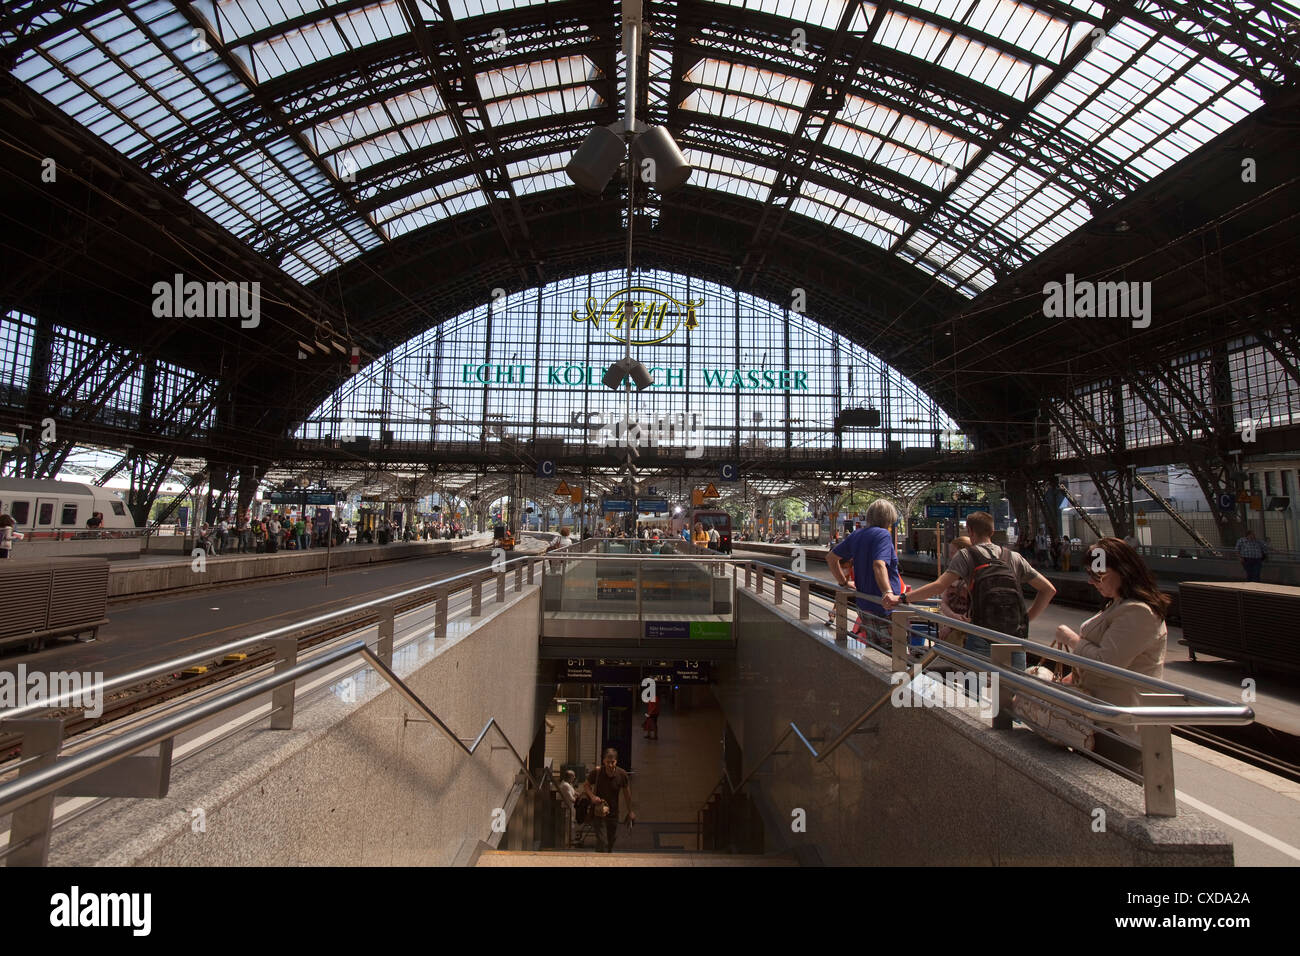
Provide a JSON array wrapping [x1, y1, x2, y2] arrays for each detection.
[[602, 497, 633, 513], [958, 501, 991, 518], [636, 497, 669, 513], [924, 504, 956, 519]]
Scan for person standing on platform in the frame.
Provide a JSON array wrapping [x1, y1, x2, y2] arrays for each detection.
[[0, 514, 15, 559], [558, 770, 579, 847], [266, 515, 280, 553], [1235, 530, 1266, 582], [583, 749, 635, 853], [238, 513, 251, 553], [693, 522, 710, 548], [889, 511, 1056, 670], [1055, 537, 1169, 772], [644, 696, 660, 740], [826, 499, 902, 645], [294, 516, 308, 551], [937, 535, 973, 646], [1034, 527, 1051, 567], [558, 526, 573, 547]]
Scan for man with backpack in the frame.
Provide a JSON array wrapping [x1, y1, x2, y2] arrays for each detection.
[[886, 512, 1056, 670]]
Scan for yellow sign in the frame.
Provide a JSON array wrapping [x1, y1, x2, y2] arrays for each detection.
[[704, 482, 720, 499], [555, 480, 570, 496], [570, 286, 703, 346], [692, 489, 704, 507], [570, 485, 583, 504]]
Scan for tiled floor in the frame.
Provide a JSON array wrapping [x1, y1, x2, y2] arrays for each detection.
[[573, 694, 726, 855]]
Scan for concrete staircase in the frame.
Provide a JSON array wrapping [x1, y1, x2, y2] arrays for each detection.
[[476, 850, 798, 867]]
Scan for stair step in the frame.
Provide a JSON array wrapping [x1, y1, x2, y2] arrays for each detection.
[[476, 850, 797, 867]]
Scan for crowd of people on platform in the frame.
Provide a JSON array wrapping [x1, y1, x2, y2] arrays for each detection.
[[827, 503, 1174, 771], [188, 512, 478, 554]]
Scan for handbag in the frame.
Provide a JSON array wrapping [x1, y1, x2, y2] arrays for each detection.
[[1011, 642, 1095, 752]]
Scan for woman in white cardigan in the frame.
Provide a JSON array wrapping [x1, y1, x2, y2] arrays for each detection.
[[1055, 537, 1171, 771]]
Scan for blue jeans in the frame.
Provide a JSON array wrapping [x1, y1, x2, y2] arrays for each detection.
[[1243, 559, 1262, 582], [297, 534, 308, 551], [964, 634, 1027, 671]]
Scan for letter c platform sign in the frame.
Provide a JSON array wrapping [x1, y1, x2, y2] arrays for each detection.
[[536, 459, 556, 478], [719, 462, 738, 482], [1217, 492, 1236, 512]]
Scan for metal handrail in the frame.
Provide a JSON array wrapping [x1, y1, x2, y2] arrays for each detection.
[[736, 558, 1253, 726], [0, 641, 544, 823], [0, 641, 363, 818], [1, 551, 546, 721]]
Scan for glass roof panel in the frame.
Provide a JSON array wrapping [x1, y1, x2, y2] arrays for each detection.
[[9, 0, 1291, 297], [704, 0, 851, 32]]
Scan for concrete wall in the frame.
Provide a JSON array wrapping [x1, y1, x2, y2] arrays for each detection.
[[107, 534, 491, 598], [47, 588, 542, 866], [715, 590, 1232, 866]]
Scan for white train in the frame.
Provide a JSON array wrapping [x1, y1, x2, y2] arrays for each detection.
[[0, 477, 137, 534]]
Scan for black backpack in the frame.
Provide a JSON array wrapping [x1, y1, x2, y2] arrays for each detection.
[[961, 544, 1028, 639]]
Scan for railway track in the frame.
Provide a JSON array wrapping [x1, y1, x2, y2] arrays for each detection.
[[0, 589, 448, 765]]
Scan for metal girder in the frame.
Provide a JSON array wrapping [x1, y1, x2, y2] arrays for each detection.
[[145, 459, 199, 530], [888, 3, 1128, 267], [1057, 483, 1105, 541], [0, 0, 115, 55], [1120, 0, 1300, 94], [170, 3, 388, 262], [1132, 472, 1214, 549], [395, 0, 542, 285], [1046, 394, 1134, 538]]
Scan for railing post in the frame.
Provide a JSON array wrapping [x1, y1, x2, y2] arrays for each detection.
[[514, 565, 522, 592], [988, 643, 1015, 730], [834, 591, 848, 642], [1, 714, 65, 866], [890, 610, 914, 672], [496, 570, 506, 603], [1139, 692, 1181, 817], [744, 563, 751, 589], [471, 578, 482, 617], [268, 638, 299, 730], [435, 589, 448, 640], [773, 572, 783, 606], [798, 579, 810, 620], [377, 605, 395, 667], [527, 560, 535, 584], [756, 566, 764, 595]]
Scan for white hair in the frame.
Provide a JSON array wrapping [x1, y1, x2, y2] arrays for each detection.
[[865, 499, 898, 529]]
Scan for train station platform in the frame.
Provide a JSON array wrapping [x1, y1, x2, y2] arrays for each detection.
[[5, 549, 1289, 869], [734, 545, 1300, 741], [104, 534, 494, 600]]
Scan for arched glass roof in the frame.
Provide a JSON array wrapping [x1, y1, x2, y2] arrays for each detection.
[[294, 268, 962, 455], [7, 0, 1295, 291]]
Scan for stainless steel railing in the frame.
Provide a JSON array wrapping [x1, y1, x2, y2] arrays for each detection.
[[0, 551, 552, 865], [730, 557, 1254, 816]]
